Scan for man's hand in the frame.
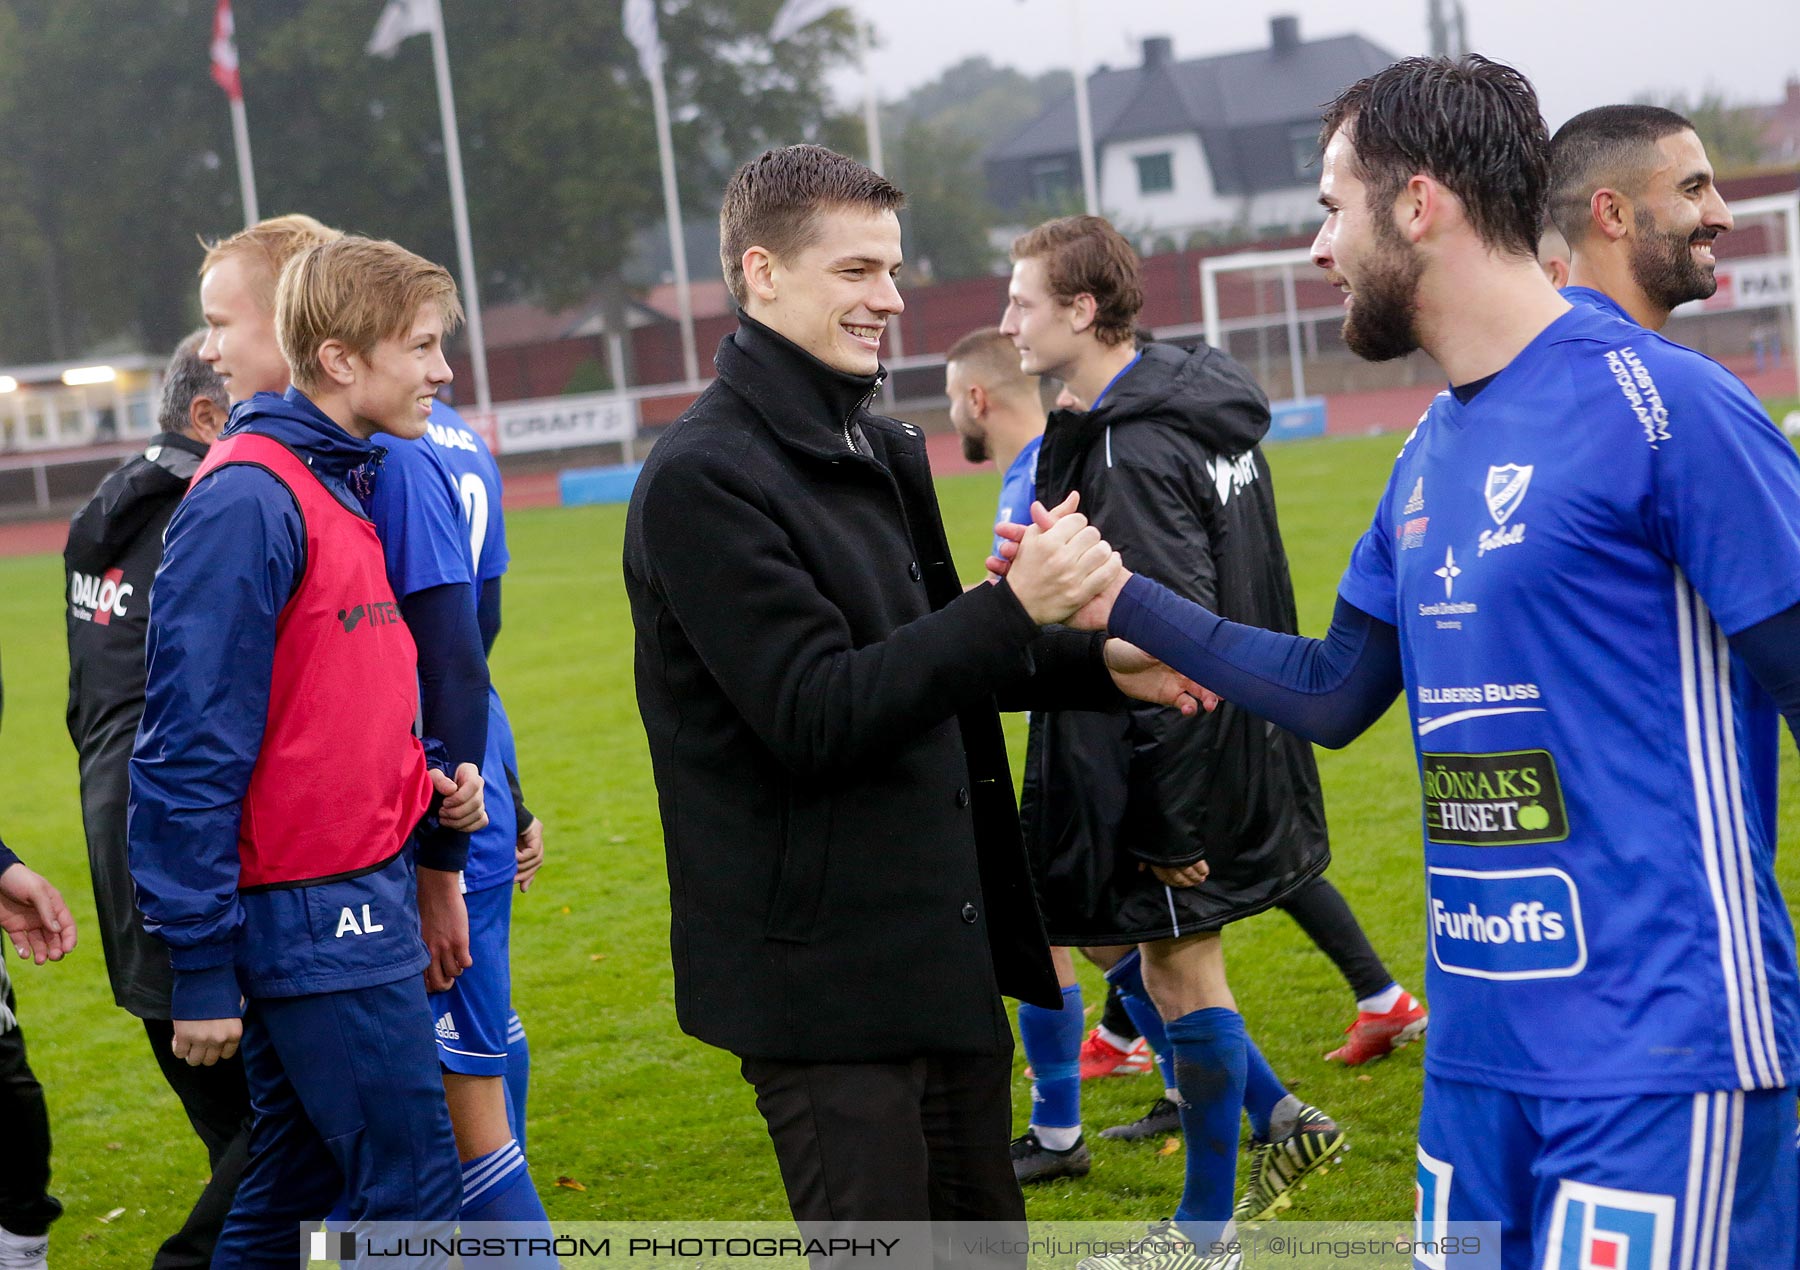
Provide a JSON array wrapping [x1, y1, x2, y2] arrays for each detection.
[[1105, 639, 1219, 716], [431, 763, 488, 833], [172, 1017, 242, 1067], [418, 866, 472, 993], [0, 862, 77, 964], [990, 506, 1130, 630], [1149, 859, 1210, 888], [515, 817, 545, 893], [1003, 492, 1124, 626]]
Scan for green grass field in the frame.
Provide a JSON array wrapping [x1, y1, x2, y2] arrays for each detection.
[[8, 427, 1799, 1264]]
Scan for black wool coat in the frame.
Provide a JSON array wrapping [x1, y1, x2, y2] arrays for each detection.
[[624, 314, 1123, 1062], [1023, 342, 1330, 944]]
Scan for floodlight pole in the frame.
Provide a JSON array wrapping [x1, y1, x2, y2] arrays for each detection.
[[1070, 0, 1099, 215], [427, 9, 492, 413]]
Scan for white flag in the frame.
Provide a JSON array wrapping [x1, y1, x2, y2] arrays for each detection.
[[769, 0, 841, 44], [367, 0, 439, 58], [622, 0, 662, 80]]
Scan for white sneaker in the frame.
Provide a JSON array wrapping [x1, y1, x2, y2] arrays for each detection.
[[0, 1226, 48, 1270]]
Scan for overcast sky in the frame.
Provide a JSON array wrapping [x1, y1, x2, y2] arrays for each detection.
[[832, 0, 1799, 133]]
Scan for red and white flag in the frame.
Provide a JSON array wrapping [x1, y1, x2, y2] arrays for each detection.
[[209, 0, 241, 102]]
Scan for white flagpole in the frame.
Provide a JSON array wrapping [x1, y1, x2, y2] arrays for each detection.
[[425, 2, 491, 413], [645, 49, 699, 385], [1070, 0, 1099, 215], [228, 95, 259, 227]]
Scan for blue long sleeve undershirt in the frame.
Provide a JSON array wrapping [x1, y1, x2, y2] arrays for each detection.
[[1110, 575, 1400, 748], [1110, 574, 1800, 753], [478, 576, 502, 657], [403, 581, 489, 872]]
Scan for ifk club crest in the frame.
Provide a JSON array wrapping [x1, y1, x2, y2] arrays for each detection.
[[1484, 464, 1533, 525]]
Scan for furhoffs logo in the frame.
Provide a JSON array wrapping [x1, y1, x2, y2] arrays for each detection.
[[336, 601, 400, 633]]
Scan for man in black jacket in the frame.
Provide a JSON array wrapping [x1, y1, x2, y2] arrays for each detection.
[[64, 332, 248, 1270], [998, 216, 1348, 1262], [624, 146, 1203, 1240]]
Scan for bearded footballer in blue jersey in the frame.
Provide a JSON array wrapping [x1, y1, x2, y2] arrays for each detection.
[[1548, 104, 1736, 338], [1002, 56, 1800, 1270], [363, 398, 552, 1237]]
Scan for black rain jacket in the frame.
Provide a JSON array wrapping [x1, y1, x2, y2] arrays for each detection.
[[65, 432, 207, 1017], [1022, 343, 1330, 944]]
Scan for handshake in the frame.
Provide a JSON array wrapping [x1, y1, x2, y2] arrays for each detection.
[[986, 491, 1131, 631], [986, 492, 1217, 718]]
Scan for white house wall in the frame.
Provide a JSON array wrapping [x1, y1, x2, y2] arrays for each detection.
[[1099, 133, 1226, 233]]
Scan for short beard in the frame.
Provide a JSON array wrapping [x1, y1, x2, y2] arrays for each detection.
[[1630, 206, 1717, 315], [1342, 215, 1425, 363], [959, 430, 989, 464]]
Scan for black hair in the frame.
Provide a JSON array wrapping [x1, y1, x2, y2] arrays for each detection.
[[1320, 55, 1550, 259], [1547, 105, 1697, 244]]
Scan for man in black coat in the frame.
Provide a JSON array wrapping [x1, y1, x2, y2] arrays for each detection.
[[64, 332, 250, 1269], [623, 146, 1203, 1238], [996, 217, 1350, 1261]]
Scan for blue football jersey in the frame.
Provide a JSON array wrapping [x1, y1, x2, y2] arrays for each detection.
[[1339, 302, 1800, 1097], [992, 434, 1042, 554], [368, 401, 518, 890]]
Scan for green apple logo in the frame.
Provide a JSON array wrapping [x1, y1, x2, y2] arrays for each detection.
[[1516, 803, 1551, 832]]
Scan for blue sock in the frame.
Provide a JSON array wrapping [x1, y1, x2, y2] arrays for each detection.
[[505, 1010, 531, 1153], [1018, 984, 1084, 1132], [459, 1139, 556, 1262], [1242, 1036, 1289, 1141], [1166, 1008, 1248, 1245], [1106, 951, 1176, 1090]]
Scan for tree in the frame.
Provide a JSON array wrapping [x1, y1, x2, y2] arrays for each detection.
[[1637, 90, 1769, 176], [881, 57, 1074, 281], [0, 0, 855, 365]]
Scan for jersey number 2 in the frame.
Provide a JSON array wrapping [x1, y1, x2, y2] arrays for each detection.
[[459, 472, 489, 571]]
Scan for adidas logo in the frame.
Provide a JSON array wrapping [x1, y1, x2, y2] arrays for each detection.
[[1403, 477, 1425, 515], [435, 1011, 461, 1042]]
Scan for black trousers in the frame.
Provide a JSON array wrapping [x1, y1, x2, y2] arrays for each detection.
[[740, 1052, 1026, 1269], [1278, 874, 1393, 1002], [0, 978, 60, 1238], [143, 1017, 253, 1270]]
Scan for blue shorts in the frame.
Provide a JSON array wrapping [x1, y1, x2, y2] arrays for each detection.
[[1416, 1073, 1798, 1269], [428, 880, 514, 1076]]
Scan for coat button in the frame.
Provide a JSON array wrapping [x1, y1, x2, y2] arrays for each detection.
[[955, 787, 970, 808], [961, 903, 978, 924], [909, 561, 922, 582]]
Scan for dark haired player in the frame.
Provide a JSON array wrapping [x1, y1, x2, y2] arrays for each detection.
[[1009, 56, 1800, 1268], [1549, 104, 1735, 332]]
